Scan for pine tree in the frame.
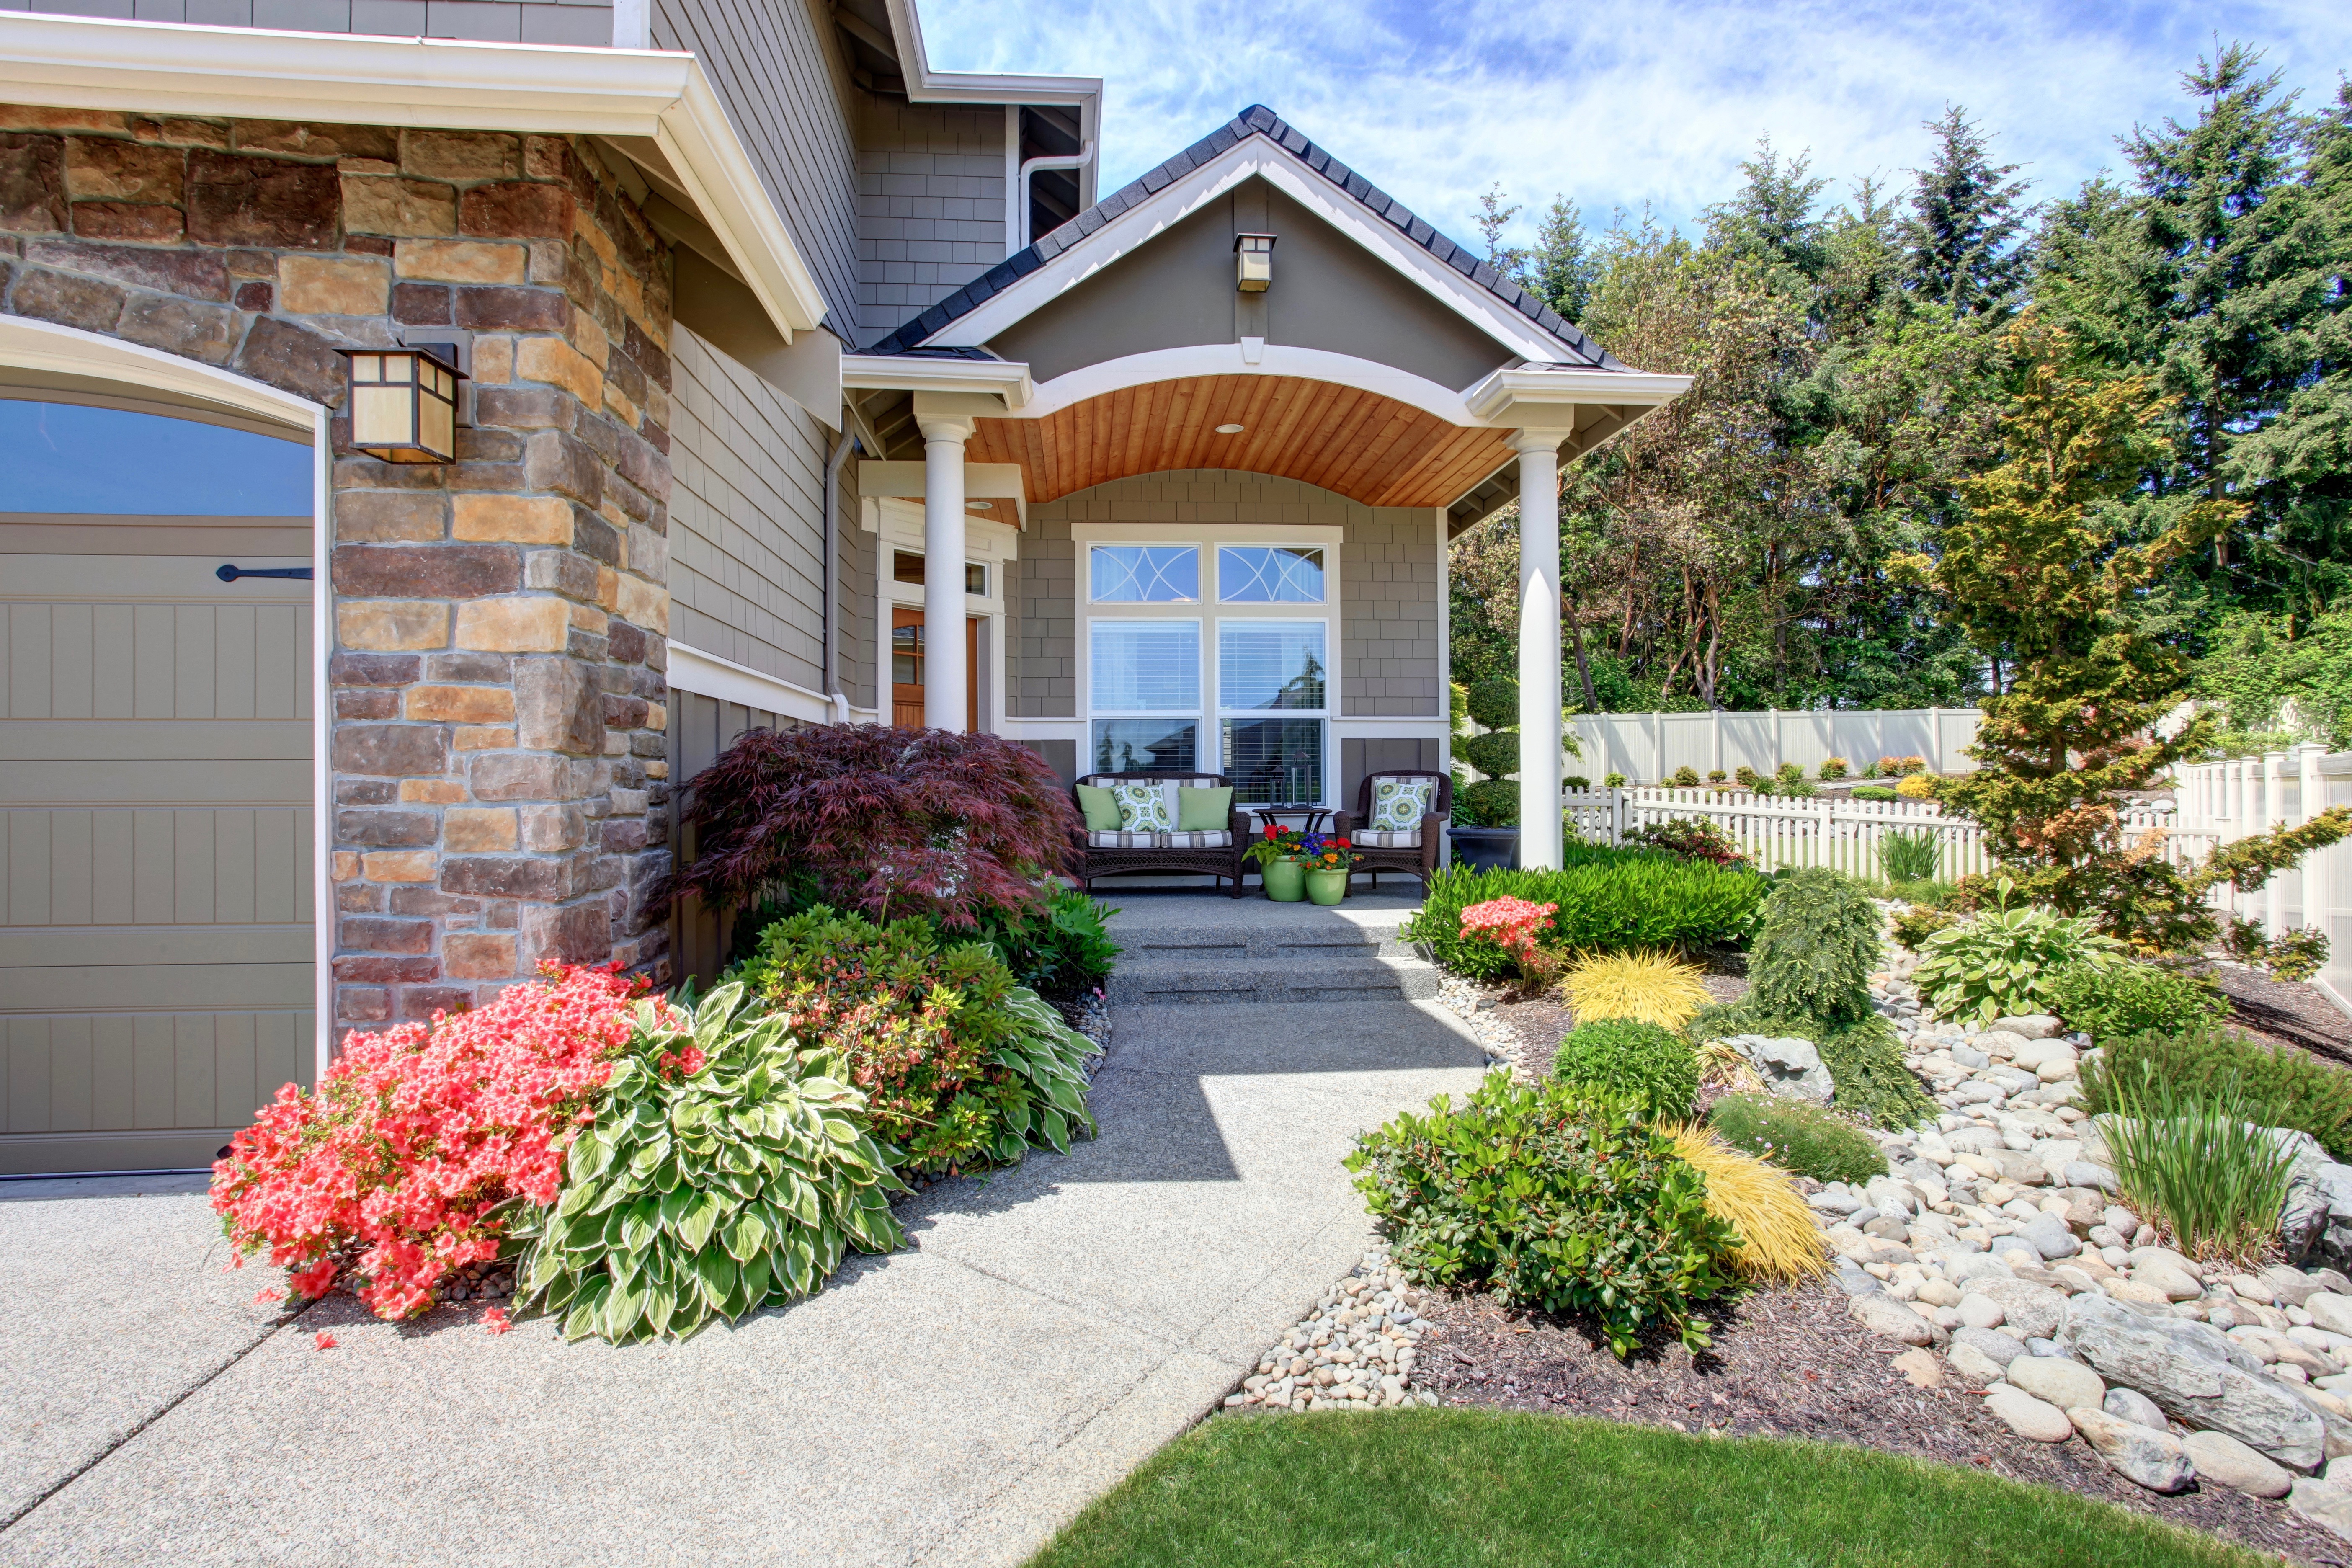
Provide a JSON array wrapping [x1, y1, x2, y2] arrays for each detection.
[[1527, 196, 1599, 322], [1903, 106, 2031, 317], [1703, 138, 1831, 284]]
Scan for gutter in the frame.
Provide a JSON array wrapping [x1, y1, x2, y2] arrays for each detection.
[[822, 426, 859, 721], [1016, 141, 1095, 251]]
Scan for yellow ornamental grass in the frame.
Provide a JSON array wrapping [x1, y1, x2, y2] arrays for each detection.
[[1667, 1124, 1828, 1284], [1559, 949, 1712, 1031]]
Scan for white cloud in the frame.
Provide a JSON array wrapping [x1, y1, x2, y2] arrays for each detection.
[[916, 0, 2352, 247]]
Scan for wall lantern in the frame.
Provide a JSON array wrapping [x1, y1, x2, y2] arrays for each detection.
[[338, 346, 467, 464], [1234, 232, 1276, 292]]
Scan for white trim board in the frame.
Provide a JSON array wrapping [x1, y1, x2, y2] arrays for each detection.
[[0, 13, 827, 341], [668, 642, 840, 724], [1023, 344, 1479, 425]]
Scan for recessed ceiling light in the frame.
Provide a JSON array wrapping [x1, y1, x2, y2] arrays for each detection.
[[1215, 423, 1245, 434], [965, 500, 993, 510]]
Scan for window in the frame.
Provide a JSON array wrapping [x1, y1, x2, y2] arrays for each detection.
[[891, 622, 924, 685], [1088, 620, 1199, 775], [892, 551, 988, 596], [1090, 544, 1198, 603], [1219, 621, 1326, 804], [0, 400, 312, 514], [1217, 546, 1324, 603]]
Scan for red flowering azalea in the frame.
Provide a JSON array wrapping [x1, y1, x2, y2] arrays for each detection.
[[1459, 897, 1560, 984], [211, 964, 665, 1321]]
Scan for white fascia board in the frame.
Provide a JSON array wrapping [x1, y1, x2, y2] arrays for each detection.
[[882, 0, 1100, 107], [0, 312, 320, 427], [841, 352, 1034, 408], [1462, 365, 1694, 425], [668, 641, 836, 724], [1024, 343, 1479, 425], [0, 13, 825, 337], [926, 142, 1573, 366]]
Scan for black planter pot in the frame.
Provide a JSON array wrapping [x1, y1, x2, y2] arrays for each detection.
[[1447, 826, 1521, 872]]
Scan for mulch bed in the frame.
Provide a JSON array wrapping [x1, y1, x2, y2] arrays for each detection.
[[1491, 957, 1749, 1078], [1414, 1282, 2344, 1565], [2197, 962, 2352, 1068]]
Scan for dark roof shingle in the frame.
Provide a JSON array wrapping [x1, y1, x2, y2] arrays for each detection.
[[862, 105, 1619, 369]]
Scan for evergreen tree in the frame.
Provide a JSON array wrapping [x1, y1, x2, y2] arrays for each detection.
[[1703, 138, 1831, 284], [1473, 183, 1526, 279], [1903, 106, 2032, 317], [1527, 195, 1600, 322]]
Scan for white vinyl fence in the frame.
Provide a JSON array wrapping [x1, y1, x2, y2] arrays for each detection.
[[1566, 706, 1985, 786], [1561, 785, 2207, 886], [2174, 745, 2352, 1017]]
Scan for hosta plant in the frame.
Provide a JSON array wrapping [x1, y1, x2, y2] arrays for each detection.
[[511, 983, 907, 1343], [1914, 894, 2124, 1024]]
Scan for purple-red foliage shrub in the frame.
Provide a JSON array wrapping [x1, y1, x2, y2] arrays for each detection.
[[662, 723, 1080, 928]]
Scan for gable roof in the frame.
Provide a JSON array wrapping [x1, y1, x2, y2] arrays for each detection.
[[864, 104, 1620, 369]]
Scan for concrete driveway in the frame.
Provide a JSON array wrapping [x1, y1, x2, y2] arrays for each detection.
[[0, 900, 1486, 1567]]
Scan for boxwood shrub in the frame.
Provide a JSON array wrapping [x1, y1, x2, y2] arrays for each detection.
[[1552, 1019, 1700, 1122], [1410, 853, 1764, 979], [1347, 1077, 1736, 1357]]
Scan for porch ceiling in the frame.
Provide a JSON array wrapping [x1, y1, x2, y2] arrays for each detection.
[[965, 374, 1511, 510]]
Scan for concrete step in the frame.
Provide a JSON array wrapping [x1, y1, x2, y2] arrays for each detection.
[[1113, 923, 1421, 965], [1107, 954, 1442, 1007]]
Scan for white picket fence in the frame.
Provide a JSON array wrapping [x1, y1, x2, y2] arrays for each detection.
[[2174, 745, 2352, 1017], [1566, 706, 1985, 786], [1560, 785, 2210, 885]]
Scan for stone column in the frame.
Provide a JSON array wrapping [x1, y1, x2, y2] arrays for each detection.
[[1512, 431, 1566, 869]]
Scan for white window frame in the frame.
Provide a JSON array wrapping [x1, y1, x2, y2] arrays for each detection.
[[1074, 524, 1342, 803]]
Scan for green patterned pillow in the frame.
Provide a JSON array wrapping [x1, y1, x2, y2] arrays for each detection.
[[1369, 776, 1436, 832], [1111, 780, 1173, 832]]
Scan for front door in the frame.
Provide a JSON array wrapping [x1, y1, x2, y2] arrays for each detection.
[[890, 609, 980, 730]]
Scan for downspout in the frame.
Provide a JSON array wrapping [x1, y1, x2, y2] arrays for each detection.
[[1016, 141, 1095, 250], [822, 425, 859, 722]]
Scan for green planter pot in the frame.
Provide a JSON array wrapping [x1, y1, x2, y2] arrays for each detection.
[[1260, 856, 1308, 902], [1304, 867, 1350, 906]]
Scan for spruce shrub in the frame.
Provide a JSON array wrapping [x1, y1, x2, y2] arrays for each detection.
[[1692, 1001, 1936, 1129], [1747, 868, 1880, 1028], [1707, 1093, 1887, 1185], [1552, 1018, 1700, 1121]]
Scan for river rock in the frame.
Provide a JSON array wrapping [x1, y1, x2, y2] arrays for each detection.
[[2128, 1245, 2202, 1281], [1952, 1325, 2027, 1369], [1994, 1014, 2063, 1040], [1729, 1034, 1836, 1103], [1949, 1340, 2011, 1388], [2292, 1477, 2352, 1543], [1957, 1293, 2006, 1331], [2062, 1293, 2327, 1470], [1985, 1385, 2073, 1443], [2311, 1294, 2352, 1338], [1850, 1293, 1933, 1346], [1978, 1030, 2030, 1060], [2066, 1162, 2118, 1193], [2268, 1267, 2332, 1308], [2068, 1407, 2196, 1492], [2106, 1387, 2169, 1429], [2016, 1214, 2081, 1261], [2183, 1431, 2293, 1497], [2131, 1263, 2206, 1303], [2006, 1355, 2104, 1411], [1971, 1279, 2069, 1340]]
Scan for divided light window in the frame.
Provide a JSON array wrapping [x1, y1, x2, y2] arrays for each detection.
[[1219, 620, 1326, 805], [1089, 619, 1200, 774], [1089, 544, 1198, 603], [1217, 546, 1324, 603]]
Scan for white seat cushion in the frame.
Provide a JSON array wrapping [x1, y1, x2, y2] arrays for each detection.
[[1352, 828, 1422, 849]]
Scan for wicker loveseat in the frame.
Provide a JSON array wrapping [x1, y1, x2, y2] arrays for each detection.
[[1067, 771, 1249, 898], [1332, 769, 1452, 891]]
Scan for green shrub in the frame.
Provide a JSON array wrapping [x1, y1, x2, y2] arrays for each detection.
[[1672, 765, 1701, 787], [1747, 868, 1881, 1029], [966, 882, 1121, 1002], [1461, 678, 1522, 827], [1776, 762, 1804, 785], [1692, 1002, 1937, 1129], [1914, 901, 2124, 1025], [1707, 1092, 1886, 1184], [1886, 877, 1959, 908], [1890, 904, 1960, 950], [2271, 928, 2330, 983], [2047, 960, 2224, 1042], [1819, 757, 1850, 781], [1852, 784, 1898, 802], [1734, 766, 1760, 788], [1346, 1077, 1736, 1357], [1604, 771, 1628, 788], [2094, 1058, 2300, 1266], [1878, 830, 1940, 884], [2083, 1024, 2352, 1160], [1457, 729, 1519, 781], [734, 907, 1096, 1176], [1858, 760, 1883, 779], [1408, 855, 1767, 979], [1707, 769, 1728, 784], [1564, 774, 1591, 790], [511, 983, 908, 1343], [1552, 1018, 1700, 1121]]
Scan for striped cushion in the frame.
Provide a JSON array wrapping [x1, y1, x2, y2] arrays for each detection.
[[1087, 829, 1233, 849], [1352, 828, 1422, 848]]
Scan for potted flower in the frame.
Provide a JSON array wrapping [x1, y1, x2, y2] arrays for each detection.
[[1246, 823, 1310, 902], [1297, 833, 1360, 906]]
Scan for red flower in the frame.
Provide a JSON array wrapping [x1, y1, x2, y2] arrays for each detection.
[[1331, 836, 1350, 847], [481, 1306, 512, 1336], [314, 1332, 338, 1351], [1263, 823, 1279, 839]]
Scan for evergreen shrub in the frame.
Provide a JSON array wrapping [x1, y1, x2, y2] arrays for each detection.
[[1408, 855, 1766, 980], [1747, 868, 1880, 1028], [1552, 1017, 1700, 1121], [2046, 960, 2224, 1042], [2082, 1025, 2352, 1161], [1707, 1093, 1886, 1184]]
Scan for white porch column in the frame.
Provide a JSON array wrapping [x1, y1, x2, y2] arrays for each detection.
[[913, 400, 985, 731], [1513, 431, 1567, 869]]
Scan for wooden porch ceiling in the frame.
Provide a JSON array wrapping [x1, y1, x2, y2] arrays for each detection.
[[965, 375, 1513, 511]]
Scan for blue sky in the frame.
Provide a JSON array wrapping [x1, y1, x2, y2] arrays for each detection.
[[922, 0, 2352, 251], [0, 401, 312, 514]]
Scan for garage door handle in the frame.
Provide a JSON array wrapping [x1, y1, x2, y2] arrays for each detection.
[[215, 565, 315, 582]]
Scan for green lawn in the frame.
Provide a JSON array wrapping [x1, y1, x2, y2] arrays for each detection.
[[1024, 1409, 2260, 1568]]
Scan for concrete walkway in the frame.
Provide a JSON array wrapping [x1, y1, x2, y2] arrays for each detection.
[[0, 890, 1487, 1568]]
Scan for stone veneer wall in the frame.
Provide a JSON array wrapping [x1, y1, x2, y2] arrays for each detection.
[[0, 105, 677, 1034]]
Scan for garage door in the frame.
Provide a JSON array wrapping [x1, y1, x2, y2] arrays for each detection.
[[1, 395, 316, 1175]]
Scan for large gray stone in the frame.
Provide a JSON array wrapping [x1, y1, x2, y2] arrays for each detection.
[[2106, 1387, 2169, 1429], [1727, 1034, 1835, 1104], [2183, 1430, 2293, 1497], [2267, 1267, 2333, 1308], [2292, 1477, 2352, 1543], [2068, 1407, 2195, 1492], [2017, 1214, 2081, 1261], [2295, 1168, 2352, 1277], [1952, 1325, 2027, 1369], [1948, 1341, 2010, 1388], [2061, 1293, 2327, 1470], [1984, 1385, 2073, 1442], [2006, 1355, 2104, 1411], [1969, 1279, 2069, 1340], [2311, 1294, 2352, 1337]]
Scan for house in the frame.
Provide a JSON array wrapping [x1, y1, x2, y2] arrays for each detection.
[[0, 0, 1685, 1173]]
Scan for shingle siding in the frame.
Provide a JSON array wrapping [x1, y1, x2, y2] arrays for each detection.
[[854, 99, 1006, 343]]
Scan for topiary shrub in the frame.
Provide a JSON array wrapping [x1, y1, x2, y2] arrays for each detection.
[[1707, 1093, 1886, 1184], [1457, 677, 1521, 827], [735, 907, 1097, 1176], [1671, 765, 1701, 787], [1747, 868, 1880, 1029], [1552, 1017, 1700, 1121], [2082, 1024, 2352, 1161], [1347, 1077, 1736, 1356], [2046, 959, 2224, 1042]]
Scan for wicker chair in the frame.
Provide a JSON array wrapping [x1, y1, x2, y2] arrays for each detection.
[[1332, 769, 1452, 891], [1068, 771, 1248, 898]]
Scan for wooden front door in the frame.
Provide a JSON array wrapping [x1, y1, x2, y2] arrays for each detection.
[[890, 609, 980, 730]]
